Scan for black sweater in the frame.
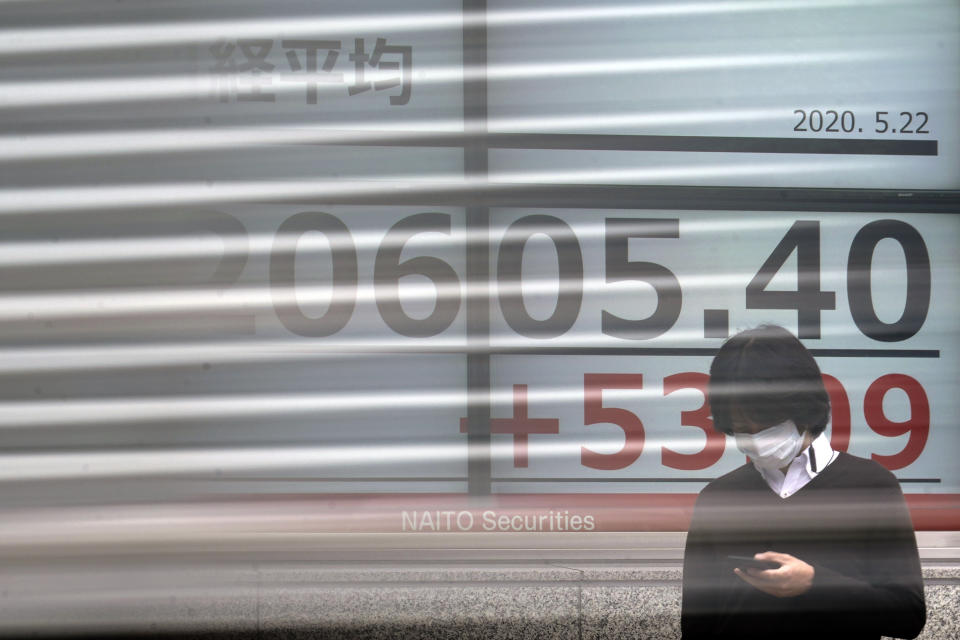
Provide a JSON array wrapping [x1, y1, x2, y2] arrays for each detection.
[[681, 452, 925, 640]]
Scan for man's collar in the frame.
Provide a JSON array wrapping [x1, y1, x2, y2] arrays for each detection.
[[804, 432, 835, 476]]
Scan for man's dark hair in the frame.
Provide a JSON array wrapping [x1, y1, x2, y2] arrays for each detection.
[[708, 324, 830, 436]]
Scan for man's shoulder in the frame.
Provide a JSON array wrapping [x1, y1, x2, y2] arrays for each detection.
[[695, 453, 900, 501], [827, 451, 901, 488], [712, 462, 759, 485], [697, 463, 761, 500]]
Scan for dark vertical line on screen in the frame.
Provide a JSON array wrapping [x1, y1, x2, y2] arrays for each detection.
[[464, 0, 491, 496]]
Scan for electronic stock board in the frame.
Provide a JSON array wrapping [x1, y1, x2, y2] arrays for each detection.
[[1, 0, 957, 531]]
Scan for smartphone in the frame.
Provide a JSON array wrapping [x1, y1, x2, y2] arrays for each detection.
[[727, 555, 781, 571]]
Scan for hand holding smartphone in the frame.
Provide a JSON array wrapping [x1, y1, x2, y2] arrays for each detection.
[[727, 554, 782, 571]]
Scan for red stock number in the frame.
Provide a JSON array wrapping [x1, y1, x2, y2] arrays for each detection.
[[581, 372, 928, 471]]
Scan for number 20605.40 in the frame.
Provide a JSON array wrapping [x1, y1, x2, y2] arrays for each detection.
[[203, 211, 931, 342]]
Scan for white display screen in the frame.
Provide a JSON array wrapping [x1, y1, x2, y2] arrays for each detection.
[[487, 0, 960, 190], [0, 0, 957, 532]]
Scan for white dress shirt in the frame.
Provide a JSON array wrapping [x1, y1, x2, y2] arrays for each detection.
[[755, 432, 838, 499]]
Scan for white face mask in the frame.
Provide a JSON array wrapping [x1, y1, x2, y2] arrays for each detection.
[[734, 419, 805, 471]]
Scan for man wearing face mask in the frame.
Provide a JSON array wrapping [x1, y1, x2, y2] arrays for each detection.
[[680, 325, 925, 640]]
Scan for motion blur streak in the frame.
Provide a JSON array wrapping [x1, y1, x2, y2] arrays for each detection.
[[0, 106, 804, 162], [0, 178, 468, 214], [0, 267, 885, 323], [0, 390, 468, 430], [0, 234, 247, 267], [0, 441, 467, 481], [0, 341, 473, 373], [0, 51, 900, 110], [0, 226, 469, 265], [0, 125, 466, 162], [2, 71, 432, 109], [490, 107, 821, 133], [0, 283, 476, 319], [0, 432, 891, 485], [0, 156, 880, 213], [488, 158, 886, 183], [0, 12, 463, 57], [0, 0, 910, 56], [0, 220, 767, 267], [0, 320, 881, 373], [486, 0, 911, 25], [485, 50, 899, 81], [3, 435, 730, 483]]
